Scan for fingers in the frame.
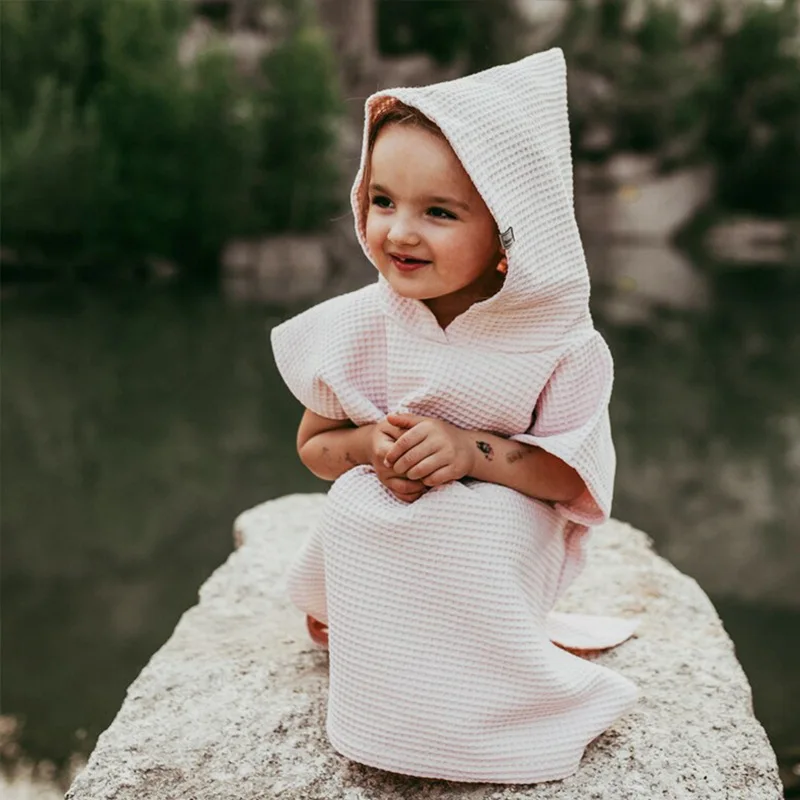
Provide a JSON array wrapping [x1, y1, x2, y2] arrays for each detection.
[[373, 462, 430, 502], [374, 415, 463, 494], [384, 425, 428, 467], [375, 439, 392, 461], [391, 439, 439, 475], [387, 479, 427, 504], [394, 491, 426, 503], [384, 475, 427, 494], [374, 424, 403, 462], [404, 453, 444, 481], [377, 419, 405, 440], [420, 465, 456, 487], [386, 412, 425, 429]]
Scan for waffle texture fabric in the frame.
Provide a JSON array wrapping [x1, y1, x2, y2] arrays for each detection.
[[271, 47, 639, 783]]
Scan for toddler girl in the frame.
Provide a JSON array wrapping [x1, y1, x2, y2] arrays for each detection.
[[271, 47, 638, 784]]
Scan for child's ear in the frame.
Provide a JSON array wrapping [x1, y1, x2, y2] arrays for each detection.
[[496, 251, 508, 275]]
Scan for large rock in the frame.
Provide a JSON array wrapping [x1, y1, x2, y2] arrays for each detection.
[[576, 155, 715, 241], [66, 495, 783, 799], [583, 241, 710, 325]]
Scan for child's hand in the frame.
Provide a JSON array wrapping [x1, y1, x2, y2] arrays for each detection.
[[384, 413, 475, 488], [369, 418, 430, 504]]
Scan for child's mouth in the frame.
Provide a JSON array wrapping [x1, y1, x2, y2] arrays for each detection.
[[389, 254, 431, 272]]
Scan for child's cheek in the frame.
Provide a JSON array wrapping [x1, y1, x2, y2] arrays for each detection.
[[432, 228, 463, 265], [365, 210, 377, 241], [365, 212, 386, 258]]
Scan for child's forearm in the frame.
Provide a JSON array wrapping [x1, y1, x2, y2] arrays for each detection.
[[299, 423, 375, 481], [462, 430, 585, 503]]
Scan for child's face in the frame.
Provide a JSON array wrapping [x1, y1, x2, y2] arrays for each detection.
[[366, 123, 503, 326]]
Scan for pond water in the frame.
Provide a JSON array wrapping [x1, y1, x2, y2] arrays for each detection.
[[2, 247, 799, 789]]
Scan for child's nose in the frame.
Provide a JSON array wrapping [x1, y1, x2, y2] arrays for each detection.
[[388, 217, 421, 246]]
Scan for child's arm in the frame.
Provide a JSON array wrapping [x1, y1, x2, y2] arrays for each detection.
[[296, 409, 373, 480], [297, 409, 431, 503], [458, 429, 584, 503], [384, 413, 584, 503]]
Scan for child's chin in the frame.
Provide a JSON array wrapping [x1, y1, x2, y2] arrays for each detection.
[[390, 283, 432, 300]]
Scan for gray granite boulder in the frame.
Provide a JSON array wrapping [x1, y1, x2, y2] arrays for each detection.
[[66, 494, 783, 799]]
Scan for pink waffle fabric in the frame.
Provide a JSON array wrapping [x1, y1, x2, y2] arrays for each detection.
[[270, 48, 639, 783]]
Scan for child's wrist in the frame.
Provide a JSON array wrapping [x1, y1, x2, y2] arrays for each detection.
[[459, 428, 479, 477], [355, 422, 378, 467]]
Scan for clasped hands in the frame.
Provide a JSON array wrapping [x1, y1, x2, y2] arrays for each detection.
[[369, 412, 475, 504]]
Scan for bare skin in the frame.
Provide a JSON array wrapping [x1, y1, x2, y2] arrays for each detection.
[[384, 413, 586, 502], [296, 410, 429, 503], [296, 409, 585, 505]]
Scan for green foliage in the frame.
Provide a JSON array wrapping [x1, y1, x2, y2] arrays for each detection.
[[708, 1, 800, 215], [252, 16, 343, 233], [377, 0, 524, 71], [0, 0, 343, 278], [554, 0, 800, 216], [0, 0, 110, 119], [556, 0, 717, 164], [0, 78, 111, 266]]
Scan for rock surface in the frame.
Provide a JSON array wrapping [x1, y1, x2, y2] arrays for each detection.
[[576, 156, 715, 241], [66, 495, 783, 800]]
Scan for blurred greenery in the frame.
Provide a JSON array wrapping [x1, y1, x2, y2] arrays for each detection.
[[555, 0, 800, 216], [252, 17, 343, 232], [556, 0, 715, 162], [1, 0, 798, 275], [709, 1, 800, 215], [0, 0, 342, 279], [377, 0, 524, 71]]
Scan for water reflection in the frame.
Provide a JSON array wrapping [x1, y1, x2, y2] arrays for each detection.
[[1, 290, 327, 765], [590, 249, 800, 780], [598, 265, 800, 608], [1, 251, 798, 785], [586, 241, 711, 325]]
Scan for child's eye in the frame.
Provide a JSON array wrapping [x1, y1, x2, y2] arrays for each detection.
[[371, 195, 393, 209], [427, 206, 457, 220]]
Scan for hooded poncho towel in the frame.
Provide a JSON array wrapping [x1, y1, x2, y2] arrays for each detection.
[[270, 47, 639, 783]]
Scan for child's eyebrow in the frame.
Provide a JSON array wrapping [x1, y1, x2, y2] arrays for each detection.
[[427, 195, 471, 212], [369, 183, 470, 212]]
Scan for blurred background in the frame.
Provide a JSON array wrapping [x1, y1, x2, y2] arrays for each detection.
[[1, 0, 799, 796]]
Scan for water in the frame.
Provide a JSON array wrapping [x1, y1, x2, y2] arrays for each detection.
[[2, 250, 799, 789]]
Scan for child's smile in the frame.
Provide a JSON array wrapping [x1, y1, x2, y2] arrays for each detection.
[[388, 252, 431, 272], [365, 123, 505, 328]]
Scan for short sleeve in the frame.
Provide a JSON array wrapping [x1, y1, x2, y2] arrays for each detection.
[[511, 332, 616, 525], [270, 302, 348, 420]]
